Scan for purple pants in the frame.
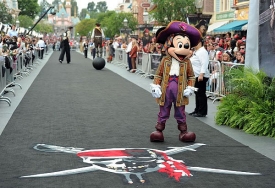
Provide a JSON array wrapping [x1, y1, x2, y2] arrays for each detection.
[[157, 80, 186, 124]]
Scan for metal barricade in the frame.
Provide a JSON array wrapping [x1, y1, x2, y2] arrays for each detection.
[[113, 49, 127, 68], [220, 61, 245, 97], [207, 60, 245, 102], [5, 56, 21, 95], [148, 54, 162, 78], [136, 52, 149, 76], [206, 60, 222, 102], [0, 56, 11, 106]]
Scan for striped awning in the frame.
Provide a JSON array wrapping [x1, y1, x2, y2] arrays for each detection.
[[207, 21, 230, 34]]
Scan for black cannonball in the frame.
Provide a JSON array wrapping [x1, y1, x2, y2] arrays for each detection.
[[92, 57, 106, 70]]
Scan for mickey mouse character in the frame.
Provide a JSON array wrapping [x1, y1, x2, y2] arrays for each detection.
[[150, 21, 201, 142]]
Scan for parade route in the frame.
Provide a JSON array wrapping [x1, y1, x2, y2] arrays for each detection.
[[0, 51, 274, 188]]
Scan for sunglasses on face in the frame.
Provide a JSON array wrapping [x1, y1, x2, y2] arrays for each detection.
[[240, 48, 245, 49]]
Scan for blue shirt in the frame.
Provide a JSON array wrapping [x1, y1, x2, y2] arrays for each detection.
[[8, 30, 18, 37]]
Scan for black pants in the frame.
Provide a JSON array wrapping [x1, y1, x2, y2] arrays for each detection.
[[38, 48, 44, 59], [59, 46, 71, 63], [84, 50, 88, 58], [194, 77, 209, 115], [91, 48, 96, 59]]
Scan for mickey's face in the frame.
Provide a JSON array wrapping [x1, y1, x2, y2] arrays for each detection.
[[168, 35, 191, 62]]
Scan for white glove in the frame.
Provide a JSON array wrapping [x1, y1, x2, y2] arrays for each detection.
[[184, 86, 196, 97], [186, 86, 198, 92], [150, 83, 162, 98]]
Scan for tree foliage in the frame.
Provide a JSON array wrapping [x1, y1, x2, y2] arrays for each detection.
[[18, 15, 33, 28], [96, 1, 108, 13], [98, 11, 138, 38], [18, 0, 40, 19], [0, 2, 12, 24], [75, 18, 96, 37], [149, 0, 196, 25], [34, 21, 53, 34], [87, 2, 96, 12], [79, 8, 88, 20]]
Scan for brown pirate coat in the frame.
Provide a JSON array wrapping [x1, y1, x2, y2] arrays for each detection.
[[153, 56, 195, 107]]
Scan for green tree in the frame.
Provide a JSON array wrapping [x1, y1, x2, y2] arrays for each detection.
[[0, 2, 12, 24], [79, 8, 88, 20], [18, 15, 33, 28], [75, 18, 96, 37], [149, 0, 196, 25], [98, 11, 137, 38], [18, 0, 40, 19], [87, 2, 96, 12], [87, 2, 98, 19], [96, 1, 107, 13], [34, 21, 53, 34]]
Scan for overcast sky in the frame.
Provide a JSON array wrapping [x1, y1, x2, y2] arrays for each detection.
[[41, 0, 121, 12]]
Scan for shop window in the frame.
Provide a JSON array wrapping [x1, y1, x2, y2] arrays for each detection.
[[220, 0, 231, 12]]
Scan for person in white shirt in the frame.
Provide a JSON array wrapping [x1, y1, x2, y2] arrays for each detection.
[[36, 37, 45, 59], [189, 38, 210, 117]]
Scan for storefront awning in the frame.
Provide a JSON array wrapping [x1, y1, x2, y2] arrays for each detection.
[[241, 23, 248, 31], [213, 20, 248, 33], [207, 21, 229, 34]]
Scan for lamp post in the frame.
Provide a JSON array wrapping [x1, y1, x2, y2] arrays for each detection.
[[194, 0, 203, 18], [186, 0, 211, 36], [120, 18, 131, 40]]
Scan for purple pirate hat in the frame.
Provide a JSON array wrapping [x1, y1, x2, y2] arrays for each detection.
[[156, 21, 202, 47]]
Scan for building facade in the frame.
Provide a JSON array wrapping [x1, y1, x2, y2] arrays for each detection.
[[0, 0, 20, 18], [207, 0, 249, 34], [47, 0, 80, 36]]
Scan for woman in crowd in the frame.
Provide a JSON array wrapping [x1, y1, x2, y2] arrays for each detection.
[[129, 37, 139, 73], [234, 51, 245, 64]]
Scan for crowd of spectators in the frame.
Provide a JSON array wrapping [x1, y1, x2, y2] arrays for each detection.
[[0, 24, 50, 87], [204, 32, 246, 64]]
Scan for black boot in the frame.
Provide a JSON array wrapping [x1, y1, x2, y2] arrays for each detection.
[[150, 122, 165, 142]]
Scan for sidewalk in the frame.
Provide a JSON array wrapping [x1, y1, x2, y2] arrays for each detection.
[[0, 50, 274, 162]]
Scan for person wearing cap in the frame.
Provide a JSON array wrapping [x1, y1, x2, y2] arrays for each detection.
[[91, 23, 105, 57], [59, 27, 72, 63], [150, 21, 200, 143]]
